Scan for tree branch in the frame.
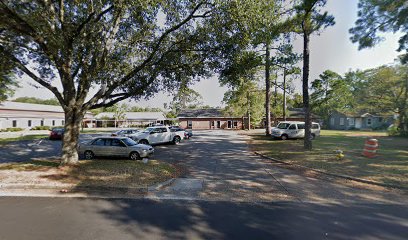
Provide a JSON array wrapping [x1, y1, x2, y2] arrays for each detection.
[[0, 46, 65, 108]]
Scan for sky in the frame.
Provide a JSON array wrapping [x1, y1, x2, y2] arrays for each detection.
[[12, 0, 403, 109]]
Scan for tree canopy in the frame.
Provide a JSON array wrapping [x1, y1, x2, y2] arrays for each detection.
[[0, 0, 226, 164], [349, 0, 408, 63], [13, 97, 60, 105]]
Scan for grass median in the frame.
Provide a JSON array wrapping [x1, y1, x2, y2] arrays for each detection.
[[249, 130, 408, 187], [0, 158, 179, 189], [0, 134, 48, 145]]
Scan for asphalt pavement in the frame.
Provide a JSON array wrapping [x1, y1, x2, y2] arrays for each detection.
[[0, 130, 407, 239]]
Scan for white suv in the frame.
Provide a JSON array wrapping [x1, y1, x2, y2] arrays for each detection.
[[271, 121, 320, 140]]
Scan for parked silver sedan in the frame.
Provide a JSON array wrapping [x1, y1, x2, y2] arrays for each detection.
[[78, 137, 154, 160]]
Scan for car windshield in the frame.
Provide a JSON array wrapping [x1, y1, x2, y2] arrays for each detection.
[[142, 127, 155, 133], [122, 138, 137, 146], [277, 123, 291, 129]]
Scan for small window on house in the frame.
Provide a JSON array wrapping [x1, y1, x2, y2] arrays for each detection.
[[41, 120, 44, 126], [187, 121, 192, 128], [378, 117, 383, 122], [233, 121, 238, 128], [348, 118, 355, 125], [28, 120, 32, 127], [211, 121, 215, 127], [52, 120, 55, 126], [12, 120, 17, 127], [339, 118, 345, 126], [61, 120, 65, 126], [330, 118, 335, 126], [367, 118, 372, 125]]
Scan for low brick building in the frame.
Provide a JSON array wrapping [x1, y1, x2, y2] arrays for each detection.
[[178, 109, 243, 130]]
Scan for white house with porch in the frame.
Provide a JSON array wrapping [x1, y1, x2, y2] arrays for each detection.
[[93, 112, 168, 128]]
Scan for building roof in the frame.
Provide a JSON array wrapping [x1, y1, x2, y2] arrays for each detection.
[[287, 108, 321, 118], [0, 101, 93, 119], [333, 110, 393, 118], [177, 108, 239, 118], [0, 101, 64, 113], [95, 112, 166, 120]]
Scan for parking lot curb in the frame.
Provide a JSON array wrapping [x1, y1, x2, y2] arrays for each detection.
[[254, 151, 407, 191], [0, 183, 149, 198]]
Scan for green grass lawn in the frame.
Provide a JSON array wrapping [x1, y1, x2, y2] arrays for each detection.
[[249, 130, 408, 187], [0, 134, 48, 145]]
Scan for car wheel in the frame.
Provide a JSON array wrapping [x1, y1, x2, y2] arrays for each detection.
[[139, 139, 149, 145], [129, 152, 140, 160], [84, 151, 94, 160], [281, 134, 288, 140], [173, 136, 181, 145]]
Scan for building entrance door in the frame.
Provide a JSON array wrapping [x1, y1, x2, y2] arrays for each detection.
[[227, 120, 232, 129], [217, 121, 221, 128]]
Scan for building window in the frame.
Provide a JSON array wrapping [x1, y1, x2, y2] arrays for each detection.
[[233, 121, 238, 128], [348, 118, 354, 125], [52, 120, 55, 126], [211, 121, 214, 127], [41, 120, 44, 126], [62, 120, 65, 126], [28, 120, 32, 127], [339, 118, 345, 126], [330, 118, 335, 126], [12, 120, 17, 127], [367, 118, 372, 125], [187, 121, 192, 128], [378, 117, 383, 122]]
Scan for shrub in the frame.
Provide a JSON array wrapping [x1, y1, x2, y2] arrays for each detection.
[[387, 125, 399, 136], [30, 126, 51, 130], [5, 127, 24, 132]]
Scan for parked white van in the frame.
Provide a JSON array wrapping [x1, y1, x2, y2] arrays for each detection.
[[271, 121, 321, 140]]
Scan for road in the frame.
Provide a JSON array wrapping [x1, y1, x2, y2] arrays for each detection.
[[0, 130, 407, 239]]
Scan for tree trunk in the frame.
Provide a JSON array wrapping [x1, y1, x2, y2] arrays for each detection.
[[302, 33, 312, 150], [247, 90, 251, 130], [283, 69, 287, 121], [265, 44, 271, 136], [398, 77, 408, 135], [60, 107, 85, 165]]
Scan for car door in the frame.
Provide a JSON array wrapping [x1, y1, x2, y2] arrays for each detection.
[[110, 138, 127, 157], [148, 128, 161, 144], [296, 124, 305, 138], [287, 124, 298, 138], [90, 138, 107, 156], [159, 127, 171, 143]]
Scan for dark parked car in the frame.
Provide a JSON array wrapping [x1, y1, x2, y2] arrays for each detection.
[[49, 127, 64, 140]]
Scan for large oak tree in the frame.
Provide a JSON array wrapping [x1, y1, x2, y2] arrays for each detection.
[[0, 0, 220, 165]]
